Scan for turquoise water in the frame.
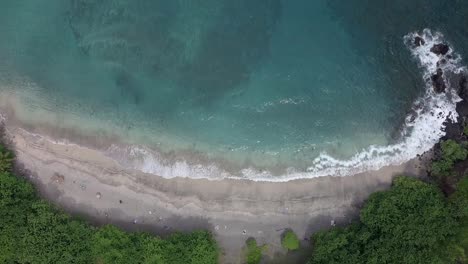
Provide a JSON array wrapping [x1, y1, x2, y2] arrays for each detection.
[[0, 1, 467, 178]]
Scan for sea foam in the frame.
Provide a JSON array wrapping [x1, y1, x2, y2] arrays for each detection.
[[107, 29, 464, 182]]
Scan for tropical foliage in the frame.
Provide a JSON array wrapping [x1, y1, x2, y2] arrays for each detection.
[[282, 230, 300, 251], [244, 238, 267, 264], [310, 176, 466, 264], [431, 139, 468, 178]]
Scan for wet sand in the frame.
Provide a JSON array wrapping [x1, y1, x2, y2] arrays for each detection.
[[2, 117, 430, 264]]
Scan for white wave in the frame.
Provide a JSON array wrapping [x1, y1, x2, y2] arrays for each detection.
[[232, 96, 308, 113], [106, 144, 233, 179], [107, 29, 464, 182]]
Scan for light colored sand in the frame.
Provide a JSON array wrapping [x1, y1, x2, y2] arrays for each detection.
[[3, 121, 430, 264]]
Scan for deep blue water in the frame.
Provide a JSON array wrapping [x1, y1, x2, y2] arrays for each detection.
[[0, 0, 467, 178]]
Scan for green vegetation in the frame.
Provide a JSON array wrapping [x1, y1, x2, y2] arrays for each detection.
[[0, 144, 13, 173], [445, 177, 468, 263], [449, 218, 468, 263], [0, 144, 219, 264], [310, 176, 464, 264], [244, 238, 267, 264], [431, 139, 468, 178], [464, 124, 468, 137], [451, 177, 468, 219], [282, 230, 300, 251]]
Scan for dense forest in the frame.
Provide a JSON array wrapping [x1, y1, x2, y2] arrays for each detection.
[[0, 144, 219, 264]]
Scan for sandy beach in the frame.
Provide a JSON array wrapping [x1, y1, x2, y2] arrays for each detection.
[[1, 110, 430, 263]]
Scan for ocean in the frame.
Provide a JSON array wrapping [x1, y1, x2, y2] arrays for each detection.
[[0, 0, 467, 181]]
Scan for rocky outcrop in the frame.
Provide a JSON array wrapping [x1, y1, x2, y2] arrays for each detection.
[[414, 36, 425, 47], [456, 99, 468, 120], [430, 44, 450, 55], [439, 70, 468, 140], [458, 75, 468, 100], [411, 36, 453, 94], [431, 68, 446, 93]]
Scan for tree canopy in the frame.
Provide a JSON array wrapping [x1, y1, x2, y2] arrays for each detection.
[[310, 177, 461, 264], [431, 140, 468, 178]]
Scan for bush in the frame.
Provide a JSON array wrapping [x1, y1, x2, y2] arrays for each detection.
[[244, 238, 267, 264], [431, 140, 468, 178], [282, 230, 300, 251], [463, 123, 468, 137]]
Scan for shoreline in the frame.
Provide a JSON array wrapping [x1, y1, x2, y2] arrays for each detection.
[[4, 120, 430, 263], [0, 88, 440, 181]]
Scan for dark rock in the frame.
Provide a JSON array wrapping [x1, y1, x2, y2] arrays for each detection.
[[442, 120, 462, 140], [460, 75, 467, 89], [414, 36, 425, 47], [447, 72, 467, 96], [437, 59, 447, 67], [431, 68, 446, 93], [458, 75, 468, 100], [430, 43, 449, 55], [456, 100, 468, 119]]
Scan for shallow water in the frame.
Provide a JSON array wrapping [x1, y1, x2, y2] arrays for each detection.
[[0, 1, 467, 179]]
